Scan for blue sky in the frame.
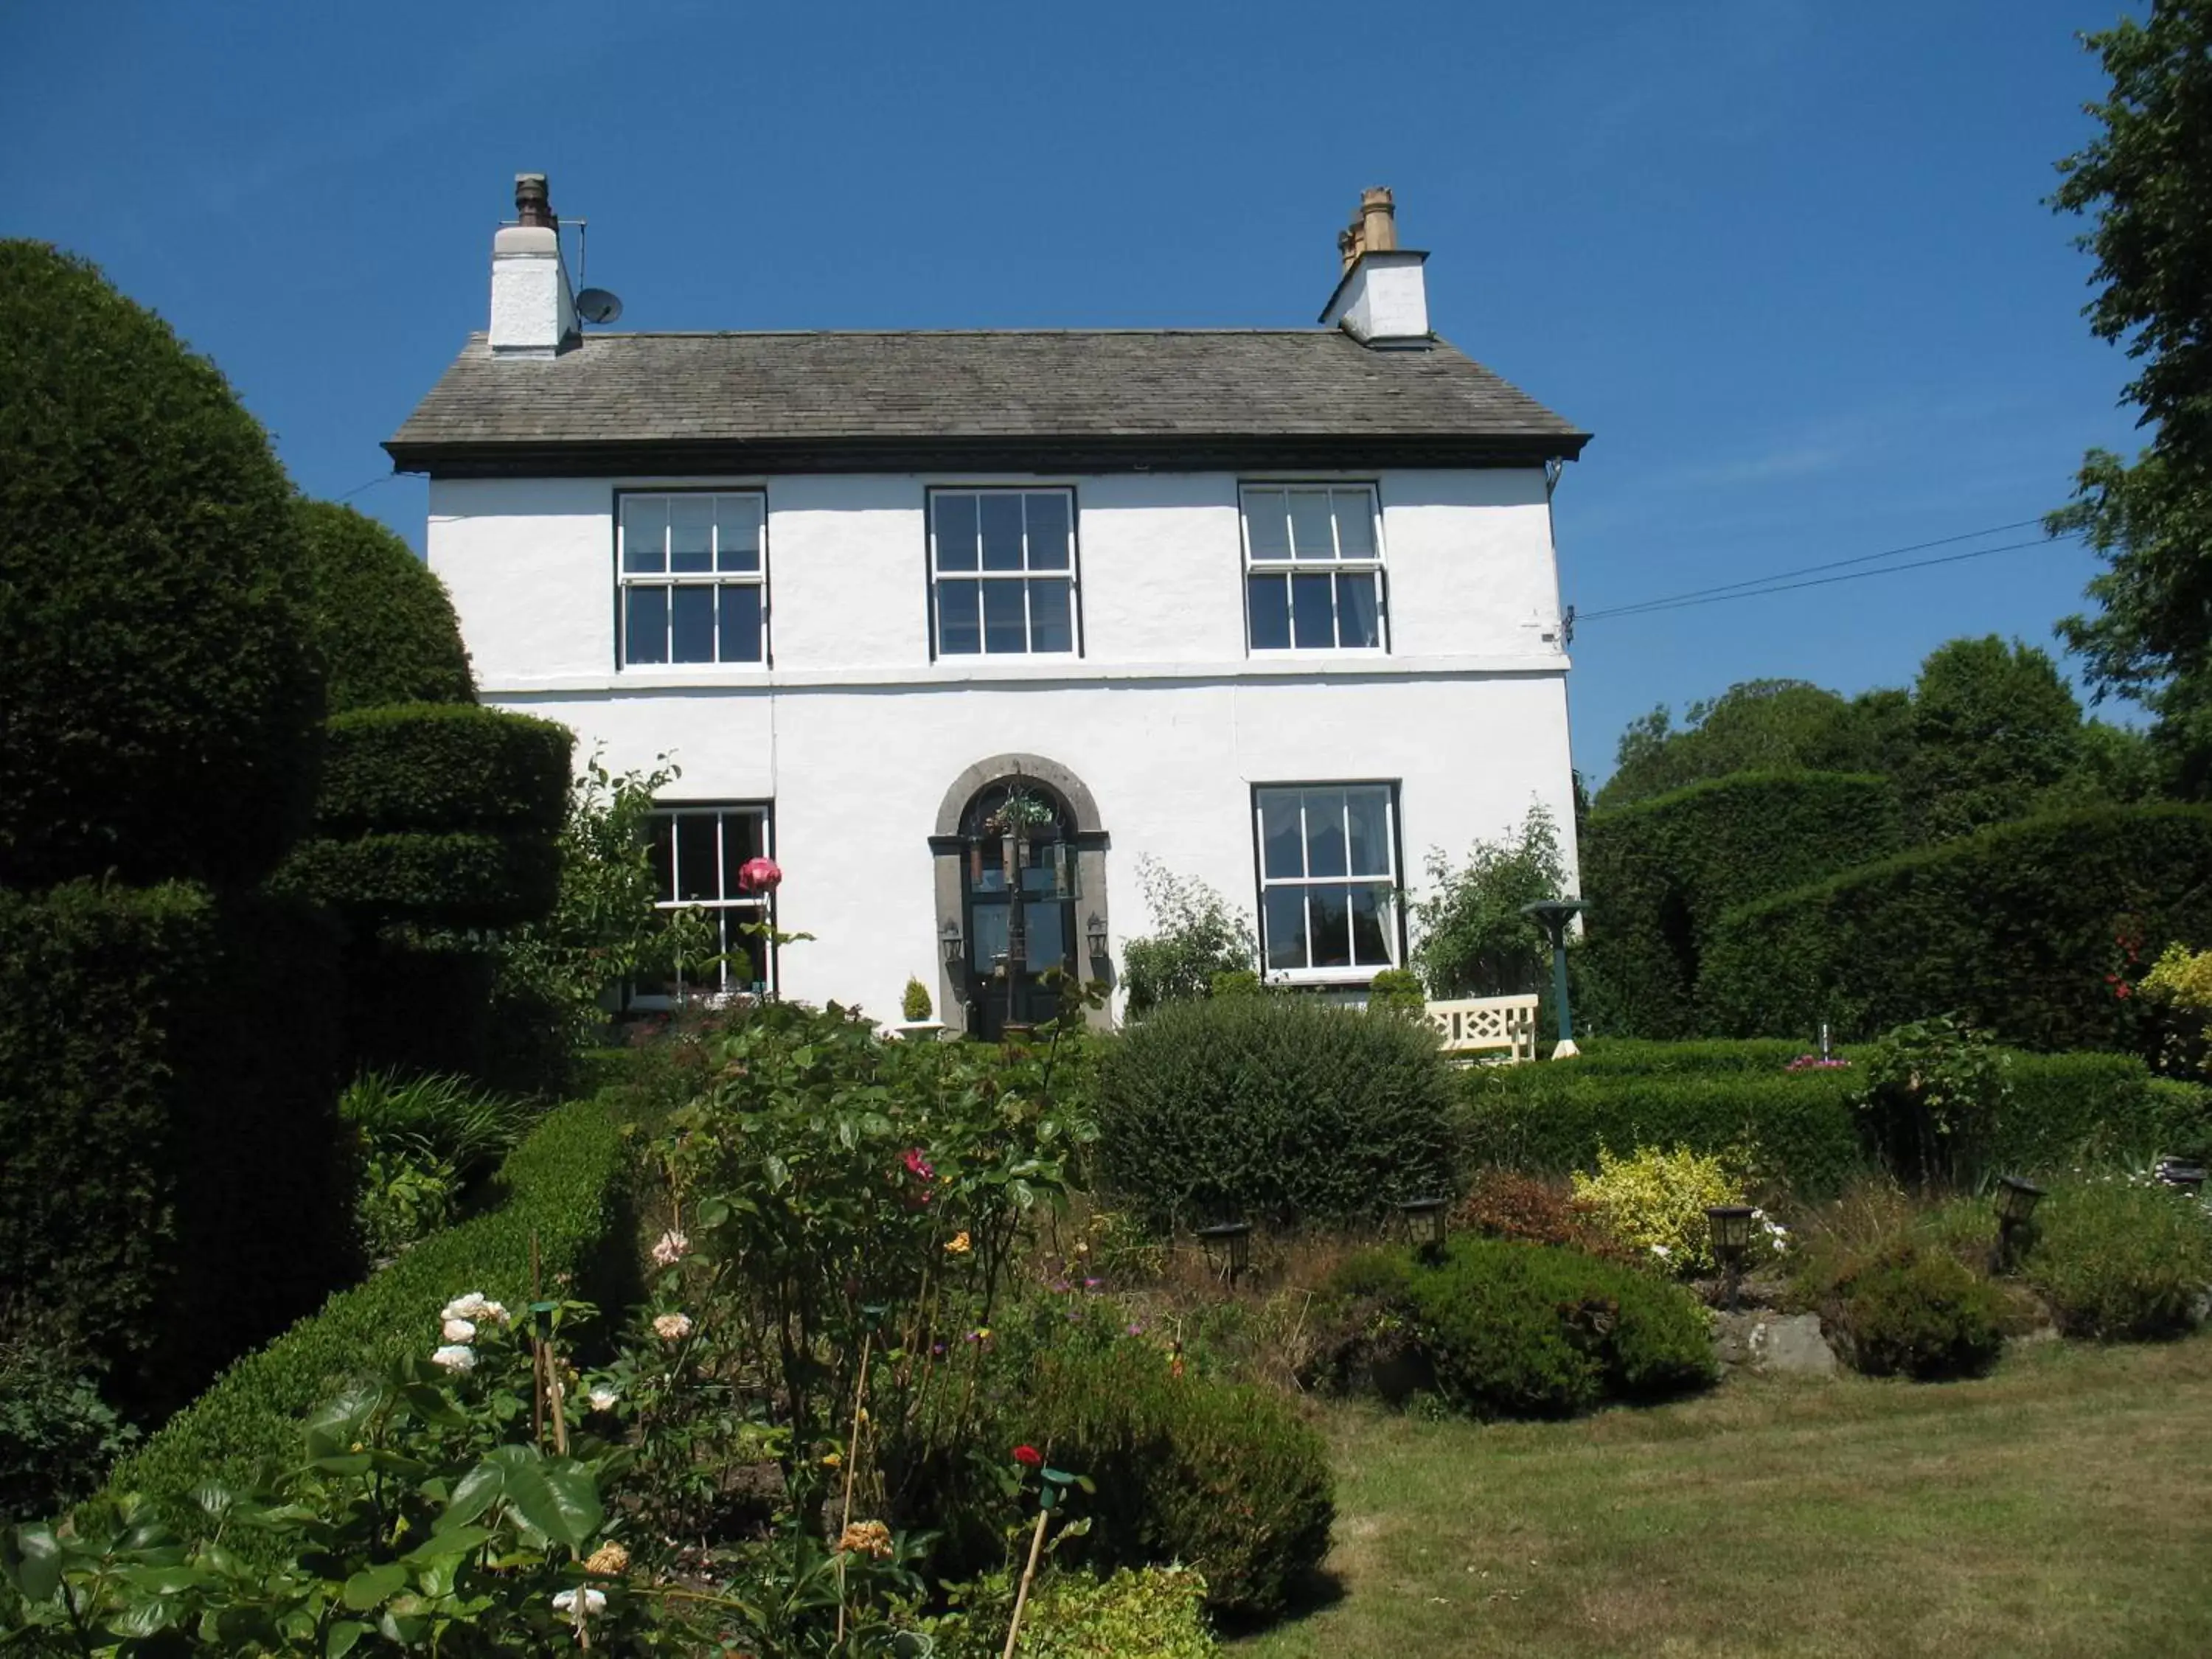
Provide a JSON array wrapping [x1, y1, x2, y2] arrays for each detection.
[[0, 1, 2147, 781]]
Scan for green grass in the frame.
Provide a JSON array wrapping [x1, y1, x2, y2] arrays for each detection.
[[1235, 1335, 2212, 1658]]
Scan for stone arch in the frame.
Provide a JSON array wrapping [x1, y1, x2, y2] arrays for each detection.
[[933, 752, 1105, 839]]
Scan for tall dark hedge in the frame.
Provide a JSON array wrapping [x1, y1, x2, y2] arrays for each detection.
[[1580, 772, 1903, 1038], [1697, 804, 2212, 1050], [1096, 997, 1455, 1226], [0, 881, 352, 1419], [0, 242, 321, 890], [314, 705, 572, 838], [296, 500, 473, 715]]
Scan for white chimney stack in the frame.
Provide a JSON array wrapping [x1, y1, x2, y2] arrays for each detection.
[[1319, 187, 1430, 347], [489, 173, 577, 358]]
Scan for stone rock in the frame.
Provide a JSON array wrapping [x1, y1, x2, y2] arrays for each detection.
[[1711, 1310, 1837, 1377]]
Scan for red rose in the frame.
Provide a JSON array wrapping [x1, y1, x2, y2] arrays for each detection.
[[1012, 1444, 1042, 1467], [737, 855, 783, 895]]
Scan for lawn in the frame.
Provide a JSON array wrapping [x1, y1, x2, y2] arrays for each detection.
[[1235, 1333, 2212, 1659]]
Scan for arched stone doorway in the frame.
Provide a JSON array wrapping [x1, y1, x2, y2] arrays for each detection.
[[930, 754, 1110, 1037]]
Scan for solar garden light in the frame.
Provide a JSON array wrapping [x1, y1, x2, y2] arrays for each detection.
[[1195, 1220, 1253, 1287], [2156, 1159, 2207, 1198], [1704, 1205, 1754, 1312], [1991, 1176, 2045, 1273], [1517, 897, 1588, 1058], [1397, 1196, 1450, 1262]]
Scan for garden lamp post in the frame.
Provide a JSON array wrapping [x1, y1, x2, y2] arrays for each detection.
[[1397, 1197, 1450, 1262], [1195, 1220, 1253, 1287], [1991, 1176, 2045, 1273], [1518, 897, 1588, 1058], [1704, 1205, 1754, 1312]]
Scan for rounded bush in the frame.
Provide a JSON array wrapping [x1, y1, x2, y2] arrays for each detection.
[[1831, 1243, 2006, 1380], [272, 831, 562, 928], [0, 241, 321, 888], [295, 500, 474, 714], [2024, 1179, 2212, 1340], [1096, 996, 1454, 1227], [315, 704, 574, 838]]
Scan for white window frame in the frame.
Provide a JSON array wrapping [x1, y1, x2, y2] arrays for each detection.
[[1239, 484, 1388, 654], [928, 487, 1082, 658], [1253, 783, 1402, 982], [617, 490, 769, 669], [639, 802, 776, 1004]]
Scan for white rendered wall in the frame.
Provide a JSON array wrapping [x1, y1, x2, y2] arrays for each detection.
[[426, 467, 1577, 1023]]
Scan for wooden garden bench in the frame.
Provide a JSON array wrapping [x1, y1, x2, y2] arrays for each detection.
[[1424, 994, 1540, 1063]]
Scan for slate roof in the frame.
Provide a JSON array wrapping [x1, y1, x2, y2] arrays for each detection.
[[386, 330, 1588, 476]]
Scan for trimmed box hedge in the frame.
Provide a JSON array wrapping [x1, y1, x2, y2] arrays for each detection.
[[1582, 772, 1902, 1038], [273, 830, 563, 928], [314, 704, 573, 838], [1697, 804, 2212, 1050], [110, 1094, 631, 1533]]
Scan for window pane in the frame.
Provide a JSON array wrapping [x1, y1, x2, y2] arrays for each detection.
[[669, 496, 714, 573], [1260, 790, 1304, 879], [648, 815, 675, 902], [980, 494, 1024, 571], [625, 585, 669, 664], [720, 812, 761, 895], [1244, 490, 1291, 559], [1264, 886, 1308, 971], [622, 496, 667, 573], [676, 815, 720, 902], [1026, 493, 1071, 569], [970, 902, 1008, 972], [1289, 490, 1336, 560], [936, 494, 978, 571], [670, 584, 715, 662], [1027, 903, 1065, 970], [1334, 491, 1377, 557], [1028, 579, 1073, 652], [1310, 886, 1352, 967], [717, 496, 762, 572], [1248, 574, 1291, 649], [938, 579, 981, 654], [1291, 573, 1335, 648], [718, 583, 763, 662], [1338, 572, 1381, 648], [1304, 790, 1348, 878], [1349, 884, 1392, 965], [1345, 787, 1392, 877], [982, 578, 1027, 653]]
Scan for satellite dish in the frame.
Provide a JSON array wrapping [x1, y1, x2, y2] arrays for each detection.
[[576, 287, 623, 325]]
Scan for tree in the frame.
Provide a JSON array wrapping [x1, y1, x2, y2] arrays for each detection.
[[0, 242, 321, 888], [1410, 804, 1567, 997], [2051, 3, 2212, 796], [1905, 636, 2083, 838], [1597, 680, 1906, 809], [1120, 858, 1256, 1016], [295, 501, 474, 714]]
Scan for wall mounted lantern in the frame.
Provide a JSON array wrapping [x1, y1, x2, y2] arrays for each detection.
[[1085, 912, 1109, 959], [1705, 1204, 1755, 1312], [939, 917, 964, 967]]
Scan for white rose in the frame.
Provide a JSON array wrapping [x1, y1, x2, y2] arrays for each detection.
[[552, 1587, 608, 1615], [442, 1318, 477, 1343], [588, 1388, 619, 1413], [431, 1344, 476, 1373]]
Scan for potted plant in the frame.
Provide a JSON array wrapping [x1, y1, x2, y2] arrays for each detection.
[[891, 975, 944, 1041]]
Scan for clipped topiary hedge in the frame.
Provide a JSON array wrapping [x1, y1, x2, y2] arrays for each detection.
[[0, 241, 321, 891], [1697, 804, 2212, 1049], [1581, 771, 1902, 1039], [0, 880, 350, 1418], [314, 704, 573, 838], [296, 499, 475, 715], [109, 1095, 631, 1534], [272, 830, 563, 928], [1096, 996, 1455, 1227]]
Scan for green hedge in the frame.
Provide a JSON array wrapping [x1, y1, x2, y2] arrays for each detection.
[[274, 830, 563, 928], [1582, 772, 1902, 1039], [109, 1095, 631, 1534], [315, 704, 573, 838], [296, 500, 475, 715], [1698, 805, 2212, 1049], [0, 881, 349, 1417]]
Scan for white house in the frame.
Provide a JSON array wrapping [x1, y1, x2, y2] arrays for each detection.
[[386, 177, 1590, 1034]]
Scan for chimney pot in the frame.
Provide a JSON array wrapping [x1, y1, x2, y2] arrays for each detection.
[[1360, 187, 1397, 254], [491, 173, 576, 356], [515, 173, 557, 229]]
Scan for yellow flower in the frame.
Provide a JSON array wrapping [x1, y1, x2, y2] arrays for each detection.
[[838, 1520, 894, 1559], [945, 1231, 973, 1255], [584, 1542, 630, 1576], [822, 1450, 842, 1467]]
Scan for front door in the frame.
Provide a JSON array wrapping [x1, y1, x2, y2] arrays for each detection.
[[961, 782, 1077, 1038]]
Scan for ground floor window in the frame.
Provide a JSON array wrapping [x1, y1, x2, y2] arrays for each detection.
[[1254, 782, 1400, 978], [642, 801, 774, 999]]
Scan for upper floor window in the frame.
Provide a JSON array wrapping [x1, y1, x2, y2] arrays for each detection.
[[929, 489, 1079, 657], [1255, 783, 1399, 977], [644, 802, 774, 998], [1241, 485, 1385, 653], [620, 492, 766, 667]]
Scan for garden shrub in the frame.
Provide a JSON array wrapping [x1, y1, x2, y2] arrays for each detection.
[[0, 880, 350, 1417], [931, 1566, 1217, 1659], [1571, 1144, 1758, 1276], [1453, 1168, 1624, 1257], [1408, 804, 1567, 1000], [1096, 994, 1455, 1226], [0, 1332, 138, 1523], [1315, 1237, 1716, 1418], [111, 1095, 631, 1533], [1828, 1242, 2007, 1380], [1580, 772, 1902, 1038], [1562, 1037, 1851, 1075], [272, 829, 563, 927], [2140, 941, 2212, 1079], [1121, 858, 1256, 1015], [295, 498, 474, 714], [1365, 966, 1427, 1015], [1852, 1016, 2011, 1186], [2023, 1178, 2212, 1340], [0, 240, 321, 891], [1697, 804, 2212, 1048], [313, 704, 573, 838]]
